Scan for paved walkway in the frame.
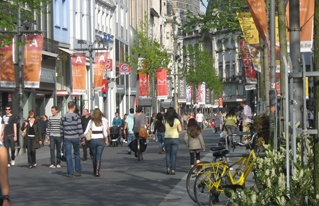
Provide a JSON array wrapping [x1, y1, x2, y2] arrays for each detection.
[[159, 143, 255, 206]]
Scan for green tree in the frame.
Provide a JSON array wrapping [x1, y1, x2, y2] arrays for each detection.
[[180, 44, 223, 97], [126, 14, 171, 78], [0, 0, 49, 46]]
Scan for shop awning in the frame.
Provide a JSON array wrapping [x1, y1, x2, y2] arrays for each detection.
[[59, 48, 73, 54], [42, 51, 59, 58], [56, 90, 68, 96]]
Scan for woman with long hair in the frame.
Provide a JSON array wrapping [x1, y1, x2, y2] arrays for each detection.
[[184, 119, 205, 168], [21, 110, 42, 169], [164, 107, 182, 175], [153, 113, 165, 153], [84, 108, 108, 177]]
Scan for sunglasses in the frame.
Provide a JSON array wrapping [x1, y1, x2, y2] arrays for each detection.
[[5, 109, 11, 111]]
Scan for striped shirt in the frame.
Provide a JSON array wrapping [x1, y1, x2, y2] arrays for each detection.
[[48, 115, 61, 137], [60, 113, 84, 139]]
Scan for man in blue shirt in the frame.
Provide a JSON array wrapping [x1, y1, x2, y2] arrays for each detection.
[[124, 108, 135, 154]]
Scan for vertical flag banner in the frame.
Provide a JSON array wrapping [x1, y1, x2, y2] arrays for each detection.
[[219, 97, 223, 108], [23, 35, 44, 88], [72, 53, 87, 94], [286, 0, 314, 52], [246, 0, 268, 41], [119, 63, 131, 75], [205, 88, 211, 105], [239, 37, 257, 85], [94, 52, 109, 91], [178, 77, 186, 103], [0, 41, 15, 88], [186, 85, 194, 105], [198, 82, 205, 105], [237, 12, 261, 72], [139, 72, 149, 98], [156, 68, 168, 99], [105, 59, 112, 71]]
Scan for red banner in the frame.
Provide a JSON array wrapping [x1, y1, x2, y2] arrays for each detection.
[[219, 97, 223, 108], [72, 53, 87, 95], [139, 71, 149, 98], [239, 37, 257, 85], [156, 68, 167, 99], [0, 41, 15, 88], [105, 59, 112, 71], [23, 35, 43, 88], [94, 52, 109, 91], [246, 0, 268, 41], [119, 63, 130, 75]]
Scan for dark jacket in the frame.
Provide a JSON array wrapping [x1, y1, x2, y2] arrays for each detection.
[[153, 120, 165, 134], [21, 119, 42, 149], [81, 115, 91, 133]]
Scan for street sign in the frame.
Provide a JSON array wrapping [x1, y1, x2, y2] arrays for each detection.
[[105, 59, 112, 71], [103, 34, 111, 41], [101, 79, 107, 92], [103, 93, 107, 98], [119, 63, 130, 75]]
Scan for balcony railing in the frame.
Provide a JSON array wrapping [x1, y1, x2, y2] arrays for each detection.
[[43, 37, 59, 54]]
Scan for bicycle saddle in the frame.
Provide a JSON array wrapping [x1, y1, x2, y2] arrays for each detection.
[[213, 149, 229, 158], [210, 146, 226, 151]]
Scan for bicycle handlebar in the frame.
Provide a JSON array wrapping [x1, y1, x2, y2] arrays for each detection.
[[232, 131, 266, 149]]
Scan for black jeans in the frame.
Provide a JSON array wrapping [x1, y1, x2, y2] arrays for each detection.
[[82, 140, 92, 159], [27, 137, 36, 166], [4, 134, 15, 163], [50, 136, 61, 165]]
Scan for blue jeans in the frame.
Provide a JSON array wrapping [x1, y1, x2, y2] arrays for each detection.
[[198, 122, 203, 129], [50, 136, 62, 165], [64, 138, 82, 175], [157, 132, 165, 148], [164, 138, 179, 170], [90, 139, 105, 163], [212, 127, 216, 133], [127, 133, 135, 152]]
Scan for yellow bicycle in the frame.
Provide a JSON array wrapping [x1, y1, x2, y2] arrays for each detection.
[[193, 132, 264, 206]]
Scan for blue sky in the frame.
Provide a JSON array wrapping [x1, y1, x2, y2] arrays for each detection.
[[200, 0, 208, 13]]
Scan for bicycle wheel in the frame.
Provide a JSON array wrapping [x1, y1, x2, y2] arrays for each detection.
[[194, 167, 227, 206], [209, 174, 231, 206], [186, 161, 210, 203]]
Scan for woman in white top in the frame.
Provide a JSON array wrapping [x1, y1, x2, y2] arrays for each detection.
[[84, 108, 108, 177]]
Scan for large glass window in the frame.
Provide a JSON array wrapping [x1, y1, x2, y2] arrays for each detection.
[[238, 85, 244, 95], [224, 85, 229, 96], [231, 85, 236, 95]]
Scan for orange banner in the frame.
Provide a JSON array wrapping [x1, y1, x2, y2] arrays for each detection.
[[0, 41, 15, 88], [286, 0, 314, 52], [156, 68, 167, 99], [246, 0, 268, 41], [72, 53, 87, 95], [94, 52, 109, 91], [23, 35, 44, 88]]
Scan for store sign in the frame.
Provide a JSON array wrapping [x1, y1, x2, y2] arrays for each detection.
[[178, 77, 186, 103]]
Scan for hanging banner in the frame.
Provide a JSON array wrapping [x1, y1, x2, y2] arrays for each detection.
[[237, 12, 261, 72], [119, 63, 130, 75], [246, 0, 268, 42], [219, 97, 223, 108], [23, 35, 44, 88], [72, 53, 87, 95], [239, 37, 257, 85], [178, 77, 186, 103], [94, 52, 109, 91], [198, 82, 205, 105], [105, 59, 112, 71], [156, 68, 168, 99], [286, 0, 314, 52], [205, 88, 211, 105], [186, 85, 194, 105], [139, 72, 149, 98], [0, 41, 15, 88]]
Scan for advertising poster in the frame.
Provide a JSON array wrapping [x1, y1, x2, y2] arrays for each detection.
[[23, 35, 44, 88], [156, 68, 168, 99], [239, 37, 257, 85], [94, 52, 109, 91], [198, 82, 205, 105], [72, 53, 87, 95], [0, 41, 15, 88]]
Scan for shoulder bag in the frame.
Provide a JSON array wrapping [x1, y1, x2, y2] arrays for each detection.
[[85, 121, 93, 141], [21, 127, 27, 138], [136, 116, 148, 139]]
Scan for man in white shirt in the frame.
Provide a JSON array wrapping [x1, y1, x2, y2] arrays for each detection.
[[241, 101, 252, 142], [196, 110, 204, 129]]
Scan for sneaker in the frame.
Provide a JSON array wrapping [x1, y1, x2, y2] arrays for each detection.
[[171, 170, 175, 175], [49, 164, 56, 168], [56, 165, 61, 168], [128, 151, 132, 154], [81, 157, 87, 161], [7, 164, 10, 168], [162, 147, 165, 152], [75, 172, 82, 176], [11, 160, 15, 166], [67, 174, 73, 178]]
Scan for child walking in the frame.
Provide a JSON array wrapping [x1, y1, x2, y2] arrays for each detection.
[[211, 119, 216, 134], [184, 119, 205, 168]]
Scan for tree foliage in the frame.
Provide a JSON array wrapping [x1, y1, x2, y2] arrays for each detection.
[[180, 45, 223, 93], [126, 14, 171, 78], [182, 0, 248, 41], [0, 0, 50, 46]]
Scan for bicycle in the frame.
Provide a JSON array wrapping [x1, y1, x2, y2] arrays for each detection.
[[192, 132, 264, 205]]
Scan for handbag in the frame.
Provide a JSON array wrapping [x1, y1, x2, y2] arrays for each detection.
[[21, 128, 27, 138], [136, 116, 148, 139], [85, 121, 93, 141]]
